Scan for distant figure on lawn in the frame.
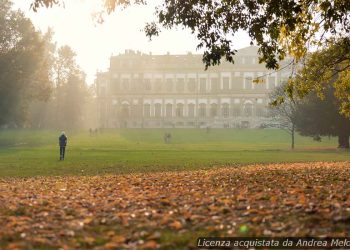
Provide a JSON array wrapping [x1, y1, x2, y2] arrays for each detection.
[[164, 132, 172, 144], [164, 133, 168, 144], [59, 131, 68, 161]]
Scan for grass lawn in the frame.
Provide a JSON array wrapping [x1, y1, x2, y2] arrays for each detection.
[[0, 128, 349, 177], [1, 130, 350, 249]]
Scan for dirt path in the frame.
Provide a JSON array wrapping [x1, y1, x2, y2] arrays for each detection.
[[1, 162, 350, 249]]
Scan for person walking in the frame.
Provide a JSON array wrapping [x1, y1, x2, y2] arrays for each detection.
[[59, 131, 68, 160]]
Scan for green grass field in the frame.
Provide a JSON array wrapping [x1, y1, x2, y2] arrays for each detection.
[[0, 128, 349, 177]]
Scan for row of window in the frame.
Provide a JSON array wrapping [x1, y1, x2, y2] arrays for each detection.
[[118, 103, 268, 118], [110, 76, 276, 93]]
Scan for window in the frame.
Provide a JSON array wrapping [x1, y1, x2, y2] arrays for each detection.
[[155, 103, 162, 117], [188, 104, 195, 117], [199, 78, 206, 93], [199, 103, 206, 117], [144, 104, 151, 117], [166, 79, 173, 92], [176, 103, 184, 117], [176, 78, 185, 92], [222, 103, 229, 118], [187, 78, 196, 92], [211, 78, 219, 92], [210, 103, 218, 117], [223, 77, 230, 90], [166, 103, 172, 117]]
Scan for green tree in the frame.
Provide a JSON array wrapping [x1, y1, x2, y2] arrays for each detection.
[[0, 0, 51, 127], [288, 38, 350, 117], [294, 85, 350, 148]]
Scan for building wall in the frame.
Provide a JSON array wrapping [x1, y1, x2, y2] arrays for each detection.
[[96, 46, 291, 128]]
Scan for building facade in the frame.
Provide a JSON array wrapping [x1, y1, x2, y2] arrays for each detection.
[[96, 46, 291, 128]]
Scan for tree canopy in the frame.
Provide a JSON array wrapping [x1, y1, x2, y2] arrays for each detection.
[[28, 43, 92, 129], [294, 85, 350, 148], [287, 38, 350, 117]]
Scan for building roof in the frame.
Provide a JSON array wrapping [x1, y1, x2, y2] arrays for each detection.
[[235, 46, 259, 55]]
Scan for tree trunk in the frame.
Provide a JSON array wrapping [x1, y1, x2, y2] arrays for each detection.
[[338, 134, 350, 148], [291, 124, 295, 150]]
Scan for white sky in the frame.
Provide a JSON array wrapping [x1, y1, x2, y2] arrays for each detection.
[[13, 0, 252, 84]]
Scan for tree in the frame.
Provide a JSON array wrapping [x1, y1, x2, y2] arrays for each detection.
[[294, 85, 350, 148], [269, 82, 298, 149], [27, 43, 93, 129], [0, 0, 51, 127], [289, 38, 350, 118]]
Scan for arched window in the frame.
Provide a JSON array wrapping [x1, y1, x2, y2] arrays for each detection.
[[199, 103, 206, 118], [176, 103, 184, 117], [154, 103, 162, 118], [144, 104, 151, 117], [210, 103, 218, 117], [222, 103, 229, 118], [166, 103, 172, 117]]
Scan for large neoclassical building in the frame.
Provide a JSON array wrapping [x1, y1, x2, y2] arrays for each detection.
[[96, 46, 291, 128]]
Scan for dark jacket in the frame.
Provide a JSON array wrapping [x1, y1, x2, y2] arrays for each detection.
[[59, 134, 67, 147]]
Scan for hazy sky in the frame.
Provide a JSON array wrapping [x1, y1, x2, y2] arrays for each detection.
[[14, 0, 251, 84]]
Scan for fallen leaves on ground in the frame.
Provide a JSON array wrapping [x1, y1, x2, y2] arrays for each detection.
[[1, 162, 350, 249]]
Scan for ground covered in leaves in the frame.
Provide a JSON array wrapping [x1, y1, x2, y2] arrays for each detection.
[[1, 162, 350, 249]]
